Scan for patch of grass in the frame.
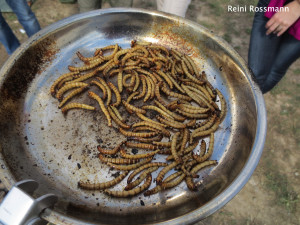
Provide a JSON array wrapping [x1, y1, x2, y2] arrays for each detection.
[[223, 33, 232, 43], [264, 160, 299, 213], [199, 21, 216, 30], [208, 1, 223, 16], [293, 68, 300, 74]]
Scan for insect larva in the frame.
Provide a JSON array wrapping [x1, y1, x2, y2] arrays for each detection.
[[148, 44, 169, 56], [181, 60, 203, 85], [56, 74, 82, 90], [182, 55, 194, 75], [178, 104, 210, 114], [186, 160, 218, 190], [122, 100, 146, 114], [136, 113, 168, 128], [155, 82, 167, 106], [120, 149, 160, 159], [103, 61, 117, 76], [56, 82, 88, 100], [96, 77, 111, 106], [68, 70, 98, 84], [154, 100, 185, 122], [191, 117, 220, 139], [97, 141, 124, 155], [102, 44, 119, 61], [205, 83, 217, 100], [122, 74, 135, 88], [185, 55, 199, 77], [107, 107, 131, 129], [119, 128, 157, 138], [132, 70, 140, 92], [137, 56, 150, 68], [99, 154, 138, 164], [143, 75, 152, 102], [78, 171, 128, 190], [152, 141, 171, 147], [107, 82, 121, 107], [136, 69, 158, 84], [132, 121, 170, 137], [180, 84, 209, 108], [216, 89, 227, 122], [61, 103, 95, 114], [88, 91, 112, 127], [130, 45, 149, 57], [183, 82, 211, 101], [181, 141, 199, 156], [160, 84, 192, 101], [125, 167, 158, 191], [179, 128, 189, 154], [50, 71, 80, 96], [144, 171, 182, 196], [176, 109, 209, 119], [121, 52, 143, 66], [186, 119, 197, 128], [156, 161, 180, 184], [90, 80, 107, 99], [107, 157, 153, 171], [142, 105, 174, 120], [68, 57, 105, 72], [128, 134, 163, 143], [117, 68, 123, 93], [133, 76, 146, 100], [104, 174, 152, 197], [192, 114, 217, 134], [58, 86, 87, 108], [148, 76, 156, 99], [125, 142, 157, 150], [193, 133, 214, 163], [76, 51, 101, 63], [161, 173, 186, 190], [156, 70, 173, 89], [199, 140, 206, 157], [171, 132, 182, 164], [156, 116, 186, 129], [186, 85, 219, 110], [132, 126, 160, 133], [127, 162, 167, 184], [110, 105, 124, 122], [127, 92, 139, 104]]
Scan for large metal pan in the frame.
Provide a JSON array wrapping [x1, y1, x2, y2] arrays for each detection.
[[0, 8, 266, 225]]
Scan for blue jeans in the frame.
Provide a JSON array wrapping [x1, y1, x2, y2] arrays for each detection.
[[248, 0, 300, 93], [0, 0, 40, 55]]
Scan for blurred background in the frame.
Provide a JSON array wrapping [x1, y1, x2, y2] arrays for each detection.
[[0, 0, 299, 224]]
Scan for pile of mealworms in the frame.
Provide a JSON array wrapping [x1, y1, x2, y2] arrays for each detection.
[[50, 40, 227, 198]]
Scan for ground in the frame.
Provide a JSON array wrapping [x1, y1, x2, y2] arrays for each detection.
[[0, 0, 299, 224]]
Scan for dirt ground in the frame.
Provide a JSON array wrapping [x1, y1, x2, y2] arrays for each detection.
[[0, 0, 299, 224]]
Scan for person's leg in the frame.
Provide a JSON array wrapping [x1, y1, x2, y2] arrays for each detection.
[[261, 34, 300, 93], [6, 0, 40, 37], [0, 12, 20, 54], [248, 0, 282, 91], [78, 0, 102, 13]]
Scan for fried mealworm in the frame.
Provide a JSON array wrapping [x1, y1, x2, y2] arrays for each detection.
[[205, 83, 217, 100], [193, 133, 214, 163], [122, 100, 146, 114], [144, 171, 182, 196], [156, 70, 173, 89], [156, 161, 180, 184], [117, 68, 123, 93], [122, 73, 135, 88], [186, 119, 197, 128], [154, 100, 185, 122], [191, 117, 220, 139], [103, 61, 117, 76], [104, 174, 152, 197], [56, 82, 88, 100], [127, 162, 168, 184], [107, 82, 121, 107], [156, 116, 186, 129], [176, 109, 209, 119], [97, 141, 124, 155], [181, 60, 203, 85], [160, 84, 192, 101], [76, 51, 102, 63], [193, 114, 217, 133], [110, 105, 124, 122], [148, 76, 156, 99], [96, 77, 112, 105], [152, 141, 172, 147], [142, 105, 173, 120], [90, 80, 107, 99], [155, 82, 167, 106], [136, 69, 158, 84], [132, 121, 170, 137], [120, 149, 160, 159], [121, 52, 143, 66], [56, 74, 82, 89], [125, 142, 157, 150], [61, 103, 95, 114], [50, 71, 80, 95], [133, 76, 146, 100], [107, 157, 153, 171], [161, 173, 186, 190], [132, 126, 160, 133], [78, 171, 128, 190], [107, 106, 131, 129], [143, 75, 152, 102], [125, 167, 158, 191], [178, 104, 210, 114], [171, 132, 182, 164], [182, 141, 199, 155], [128, 134, 163, 143], [99, 153, 138, 164], [216, 89, 227, 122], [132, 70, 140, 92], [179, 128, 189, 154], [181, 84, 212, 110], [136, 113, 168, 128], [102, 44, 119, 61], [119, 128, 157, 138], [58, 86, 87, 108], [186, 160, 218, 190], [199, 140, 207, 157], [88, 91, 112, 127], [68, 57, 105, 72], [68, 70, 98, 84]]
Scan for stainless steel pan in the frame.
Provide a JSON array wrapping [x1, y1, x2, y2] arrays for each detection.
[[0, 8, 266, 225]]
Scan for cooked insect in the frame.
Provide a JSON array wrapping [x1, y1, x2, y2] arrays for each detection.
[[161, 84, 192, 101], [104, 174, 152, 197], [125, 167, 158, 191], [193, 133, 214, 163], [156, 161, 180, 184], [78, 171, 128, 190], [107, 82, 121, 107], [119, 128, 157, 138], [97, 141, 124, 155], [58, 86, 87, 108], [61, 103, 95, 114], [50, 71, 80, 96], [171, 132, 182, 164], [120, 149, 160, 159], [99, 154, 138, 164], [161, 173, 186, 190], [122, 100, 146, 114], [56, 82, 88, 100], [142, 105, 173, 120], [110, 105, 124, 122], [107, 106, 131, 129], [125, 142, 157, 150], [88, 91, 112, 127], [216, 89, 227, 122], [156, 116, 186, 129], [107, 157, 153, 171], [96, 77, 112, 105]]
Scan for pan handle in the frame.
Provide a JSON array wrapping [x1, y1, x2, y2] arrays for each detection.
[[0, 180, 57, 225]]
